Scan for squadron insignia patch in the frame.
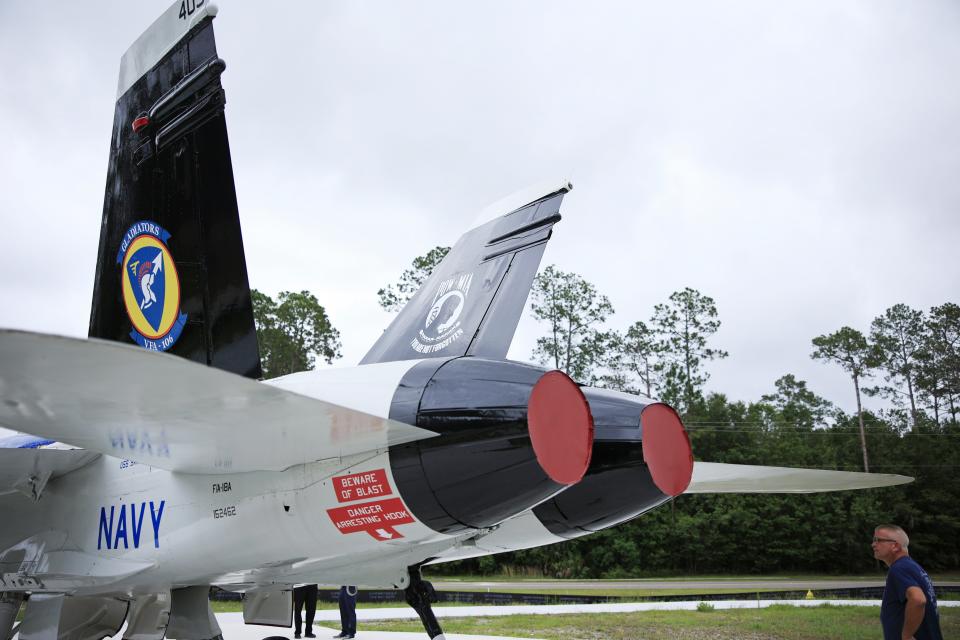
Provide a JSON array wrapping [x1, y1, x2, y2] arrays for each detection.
[[116, 221, 187, 351]]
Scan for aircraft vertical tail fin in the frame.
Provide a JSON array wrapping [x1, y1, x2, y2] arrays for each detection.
[[88, 1, 261, 379], [361, 179, 571, 365]]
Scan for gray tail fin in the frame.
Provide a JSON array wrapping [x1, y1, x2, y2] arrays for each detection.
[[361, 180, 572, 365]]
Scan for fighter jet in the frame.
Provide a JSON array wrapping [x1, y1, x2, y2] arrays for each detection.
[[0, 3, 911, 640]]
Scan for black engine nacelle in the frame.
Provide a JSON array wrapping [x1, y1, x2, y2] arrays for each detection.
[[534, 387, 693, 539], [389, 357, 595, 534]]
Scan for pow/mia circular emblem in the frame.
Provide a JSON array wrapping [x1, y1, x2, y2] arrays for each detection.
[[116, 221, 187, 351], [411, 272, 473, 355]]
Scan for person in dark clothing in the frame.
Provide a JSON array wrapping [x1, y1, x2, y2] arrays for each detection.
[[872, 524, 943, 640], [293, 584, 318, 639], [333, 585, 357, 639]]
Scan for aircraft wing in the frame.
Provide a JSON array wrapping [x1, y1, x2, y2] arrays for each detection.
[[0, 448, 100, 500], [686, 461, 912, 493], [0, 330, 437, 474]]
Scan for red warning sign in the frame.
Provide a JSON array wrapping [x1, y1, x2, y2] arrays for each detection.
[[332, 469, 392, 503], [326, 497, 415, 541]]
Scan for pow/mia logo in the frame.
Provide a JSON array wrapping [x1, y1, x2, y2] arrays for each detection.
[[116, 221, 187, 351], [411, 272, 473, 355]]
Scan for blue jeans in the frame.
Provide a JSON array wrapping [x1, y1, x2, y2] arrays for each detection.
[[338, 586, 357, 635]]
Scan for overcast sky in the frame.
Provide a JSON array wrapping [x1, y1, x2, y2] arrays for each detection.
[[1, 1, 958, 417]]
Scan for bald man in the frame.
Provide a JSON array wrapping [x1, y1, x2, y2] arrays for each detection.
[[872, 524, 943, 640]]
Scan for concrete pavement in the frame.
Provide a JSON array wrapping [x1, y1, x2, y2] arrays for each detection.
[[18, 600, 960, 640], [212, 600, 960, 640], [432, 578, 960, 591]]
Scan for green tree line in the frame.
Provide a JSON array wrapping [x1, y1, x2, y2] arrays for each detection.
[[437, 387, 960, 577], [251, 290, 341, 379], [377, 252, 960, 576]]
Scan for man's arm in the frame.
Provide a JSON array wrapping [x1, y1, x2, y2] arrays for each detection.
[[901, 585, 927, 640]]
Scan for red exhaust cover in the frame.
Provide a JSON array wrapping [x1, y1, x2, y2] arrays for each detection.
[[640, 404, 693, 496], [528, 371, 594, 485]]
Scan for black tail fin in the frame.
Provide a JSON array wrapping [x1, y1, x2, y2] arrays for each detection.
[[88, 2, 261, 379], [360, 179, 571, 365]]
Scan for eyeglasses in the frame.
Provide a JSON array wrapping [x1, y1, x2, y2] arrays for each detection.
[[872, 536, 898, 544]]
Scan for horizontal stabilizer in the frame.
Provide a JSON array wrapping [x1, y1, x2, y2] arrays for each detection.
[[0, 448, 100, 501], [686, 462, 913, 494], [0, 330, 436, 474]]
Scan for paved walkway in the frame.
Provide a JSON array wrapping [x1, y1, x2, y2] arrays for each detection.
[[19, 601, 960, 640], [215, 599, 960, 639], [433, 578, 960, 591], [214, 612, 532, 640]]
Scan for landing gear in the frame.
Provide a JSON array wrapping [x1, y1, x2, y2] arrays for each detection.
[[0, 592, 24, 640], [403, 566, 444, 640], [167, 586, 223, 640]]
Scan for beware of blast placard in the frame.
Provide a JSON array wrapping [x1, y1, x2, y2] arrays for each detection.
[[332, 469, 392, 503]]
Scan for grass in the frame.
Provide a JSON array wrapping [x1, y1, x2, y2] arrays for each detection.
[[207, 572, 960, 610], [419, 573, 960, 599], [428, 572, 960, 583], [425, 587, 805, 598], [353, 604, 960, 639], [208, 588, 860, 609]]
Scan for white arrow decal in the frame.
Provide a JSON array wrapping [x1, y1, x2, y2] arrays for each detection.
[[139, 251, 164, 310]]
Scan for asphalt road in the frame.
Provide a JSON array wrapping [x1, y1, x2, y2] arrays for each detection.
[[433, 578, 960, 591]]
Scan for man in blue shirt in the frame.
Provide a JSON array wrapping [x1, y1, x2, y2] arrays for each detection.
[[873, 524, 943, 640]]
